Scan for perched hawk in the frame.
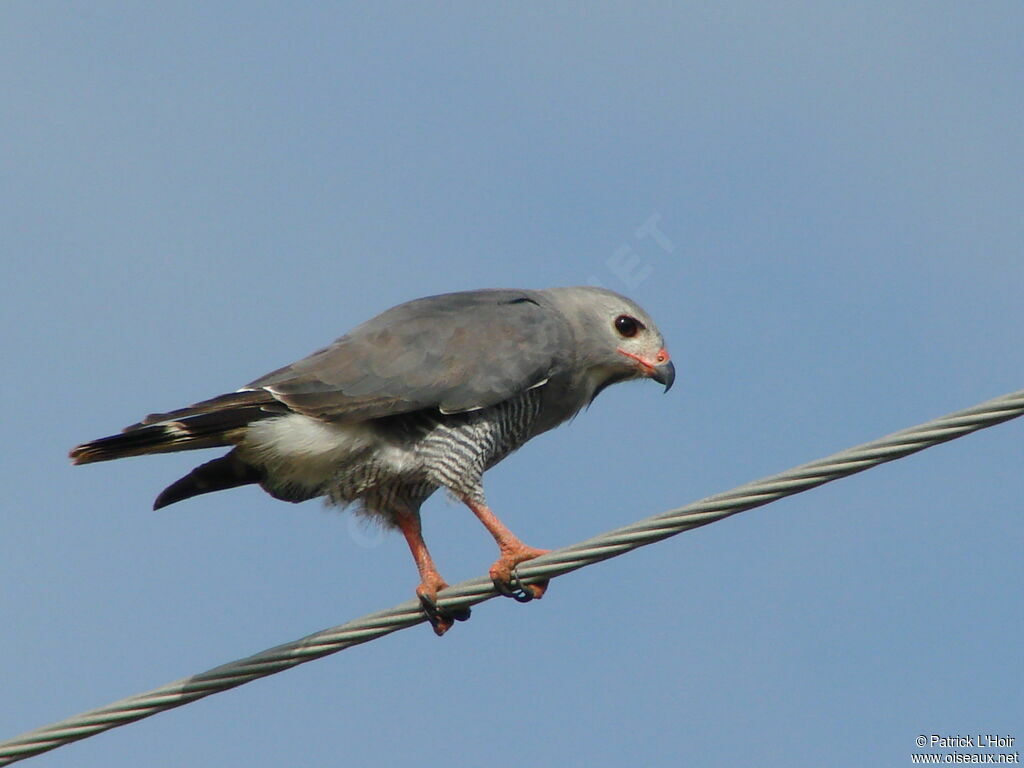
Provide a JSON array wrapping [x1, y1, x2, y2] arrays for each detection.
[[71, 287, 675, 634]]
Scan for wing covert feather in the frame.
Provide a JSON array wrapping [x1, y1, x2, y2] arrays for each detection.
[[248, 290, 572, 421]]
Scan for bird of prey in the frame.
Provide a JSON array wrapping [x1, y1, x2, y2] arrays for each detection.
[[70, 287, 675, 634]]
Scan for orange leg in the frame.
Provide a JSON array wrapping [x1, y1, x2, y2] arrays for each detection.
[[394, 510, 469, 635], [463, 498, 550, 600]]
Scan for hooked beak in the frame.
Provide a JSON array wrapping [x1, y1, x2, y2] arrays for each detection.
[[651, 358, 676, 392], [617, 347, 676, 392]]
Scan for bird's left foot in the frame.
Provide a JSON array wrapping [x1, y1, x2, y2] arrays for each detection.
[[490, 544, 550, 602]]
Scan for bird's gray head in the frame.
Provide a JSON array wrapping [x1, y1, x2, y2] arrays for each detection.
[[542, 286, 676, 396]]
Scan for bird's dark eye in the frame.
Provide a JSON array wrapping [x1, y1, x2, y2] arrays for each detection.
[[614, 315, 643, 338]]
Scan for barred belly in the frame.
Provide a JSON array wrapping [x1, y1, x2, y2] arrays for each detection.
[[326, 388, 544, 516]]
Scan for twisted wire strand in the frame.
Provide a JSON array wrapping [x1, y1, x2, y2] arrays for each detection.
[[2, 388, 1022, 764]]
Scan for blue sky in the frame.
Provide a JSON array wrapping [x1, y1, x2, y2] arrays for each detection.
[[2, 3, 1022, 766]]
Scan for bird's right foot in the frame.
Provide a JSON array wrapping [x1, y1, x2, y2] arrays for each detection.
[[416, 580, 471, 636]]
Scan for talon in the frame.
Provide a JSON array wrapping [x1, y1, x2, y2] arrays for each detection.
[[491, 576, 519, 598], [495, 578, 536, 603], [489, 544, 550, 601], [417, 589, 451, 636], [449, 605, 472, 622], [519, 579, 548, 601], [417, 584, 471, 636], [460, 499, 551, 603]]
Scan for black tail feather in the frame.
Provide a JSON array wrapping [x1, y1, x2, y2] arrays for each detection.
[[70, 422, 221, 465], [133, 389, 278, 428], [153, 451, 262, 510], [70, 405, 272, 465]]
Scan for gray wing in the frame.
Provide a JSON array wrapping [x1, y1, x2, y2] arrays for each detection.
[[247, 289, 573, 421]]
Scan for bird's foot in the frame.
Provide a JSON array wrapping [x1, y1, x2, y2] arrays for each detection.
[[490, 544, 550, 602], [416, 578, 471, 637]]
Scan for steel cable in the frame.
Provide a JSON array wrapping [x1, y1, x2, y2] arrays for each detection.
[[2, 388, 1021, 764]]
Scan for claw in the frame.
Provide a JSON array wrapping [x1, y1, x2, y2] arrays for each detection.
[[489, 544, 550, 602], [418, 591, 453, 636], [460, 498, 551, 604], [417, 586, 471, 636], [449, 605, 472, 622], [492, 572, 548, 603]]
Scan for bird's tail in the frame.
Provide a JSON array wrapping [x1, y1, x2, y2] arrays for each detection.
[[152, 450, 262, 510], [70, 419, 226, 465], [69, 390, 276, 465], [70, 389, 282, 509]]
